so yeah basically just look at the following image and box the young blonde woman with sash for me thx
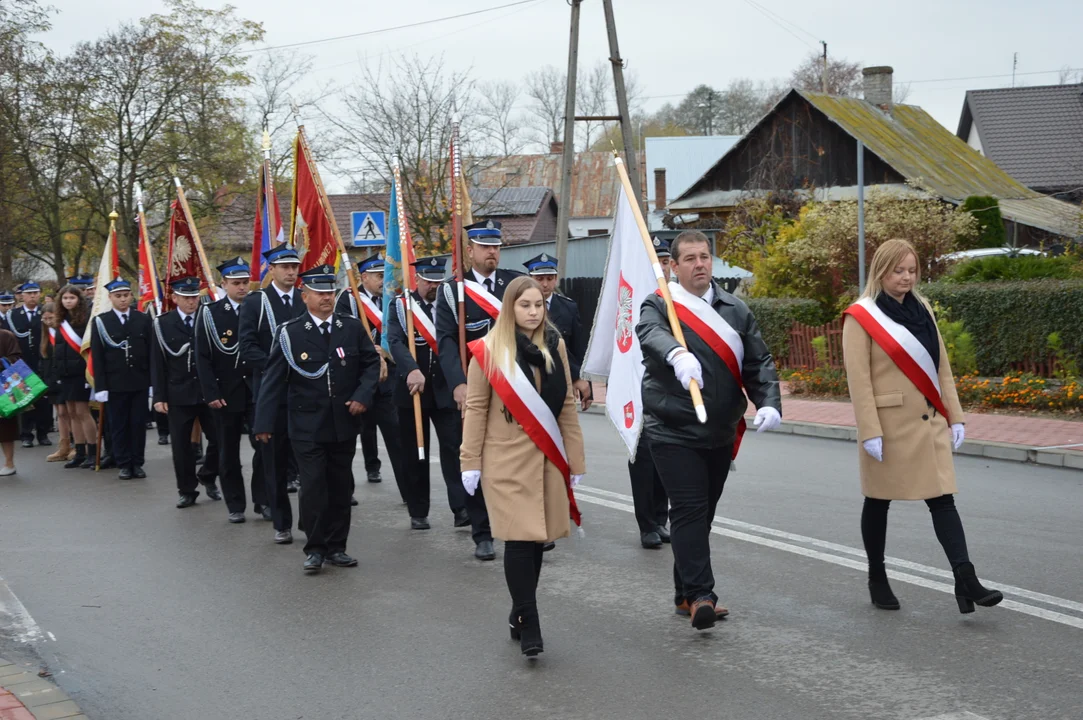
[460,276,586,658]
[843,239,1002,614]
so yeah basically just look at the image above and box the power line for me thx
[240,0,547,54]
[897,68,1083,85]
[738,0,818,49]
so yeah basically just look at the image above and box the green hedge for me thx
[946,254,1082,283]
[923,280,1083,375]
[746,298,827,360]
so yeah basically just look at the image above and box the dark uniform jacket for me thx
[546,293,586,382]
[0,311,11,332]
[253,312,381,443]
[238,286,306,400]
[337,287,395,397]
[386,291,453,411]
[434,268,522,390]
[151,309,204,407]
[90,309,153,393]
[9,307,42,371]
[194,297,250,411]
[636,281,782,448]
[53,320,88,379]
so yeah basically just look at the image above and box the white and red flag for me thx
[581,185,657,457]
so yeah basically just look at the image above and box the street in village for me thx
[1,413,1081,720]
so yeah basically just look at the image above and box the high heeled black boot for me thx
[953,562,1003,613]
[868,565,900,610]
[518,607,544,657]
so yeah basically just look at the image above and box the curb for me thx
[0,658,87,720]
[581,404,1082,469]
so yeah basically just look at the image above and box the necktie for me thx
[282,293,291,311]
[484,278,493,293]
[121,314,127,326]
[320,321,331,347]
[185,316,193,330]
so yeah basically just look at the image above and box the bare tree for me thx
[790,52,863,97]
[475,79,527,157]
[1059,65,1083,84]
[524,65,565,148]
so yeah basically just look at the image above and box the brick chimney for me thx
[549,141,564,155]
[863,66,894,113]
[654,167,667,212]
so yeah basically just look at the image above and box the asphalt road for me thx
[1,414,1081,720]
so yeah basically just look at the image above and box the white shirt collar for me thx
[309,312,332,329]
[228,298,240,311]
[472,268,495,285]
[177,308,193,324]
[112,308,130,322]
[24,306,38,315]
[700,284,714,305]
[273,285,293,302]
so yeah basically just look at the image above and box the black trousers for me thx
[154,409,169,439]
[215,407,266,513]
[360,384,407,500]
[294,438,356,556]
[21,399,52,441]
[504,541,544,614]
[195,416,219,485]
[629,441,669,534]
[106,390,148,470]
[261,409,293,532]
[169,404,218,497]
[861,495,971,573]
[398,405,466,519]
[650,440,733,605]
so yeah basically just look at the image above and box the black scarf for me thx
[514,328,566,420]
[876,291,940,371]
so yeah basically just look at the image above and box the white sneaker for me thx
[0,466,16,477]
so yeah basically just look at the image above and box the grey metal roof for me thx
[958,83,1083,192]
[645,135,740,205]
[471,186,552,217]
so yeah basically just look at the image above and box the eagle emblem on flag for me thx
[616,272,634,354]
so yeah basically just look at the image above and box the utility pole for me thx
[602,0,642,209]
[1012,52,1018,87]
[821,41,828,93]
[554,0,582,275]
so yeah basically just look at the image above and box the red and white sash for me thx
[58,320,83,354]
[843,297,947,418]
[468,337,581,526]
[401,297,438,355]
[48,328,56,346]
[356,292,383,333]
[463,279,502,320]
[662,282,748,458]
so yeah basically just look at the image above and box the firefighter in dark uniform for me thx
[238,244,307,545]
[254,264,382,575]
[195,258,268,523]
[151,277,222,508]
[0,289,13,331]
[89,278,153,480]
[387,256,470,531]
[9,281,52,447]
[335,254,406,502]
[434,219,522,561]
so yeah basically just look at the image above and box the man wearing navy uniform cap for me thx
[254,264,381,574]
[239,244,307,544]
[0,289,14,332]
[152,276,222,508]
[434,219,522,561]
[195,258,267,522]
[387,256,470,530]
[335,253,406,502]
[90,277,154,479]
[9,280,52,447]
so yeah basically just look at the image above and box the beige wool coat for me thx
[842,310,966,501]
[460,338,586,542]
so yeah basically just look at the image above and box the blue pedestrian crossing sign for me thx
[351,211,386,247]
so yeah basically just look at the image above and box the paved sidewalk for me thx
[0,659,87,720]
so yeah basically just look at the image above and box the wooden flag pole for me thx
[135,183,163,315]
[612,154,707,424]
[171,174,220,298]
[450,120,468,375]
[393,166,426,461]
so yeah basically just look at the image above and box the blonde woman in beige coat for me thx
[460,276,586,658]
[843,239,1002,615]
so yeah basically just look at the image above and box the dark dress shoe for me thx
[542,542,556,552]
[641,531,663,549]
[453,508,470,527]
[474,540,496,561]
[410,517,431,530]
[675,598,729,619]
[100,455,116,469]
[176,494,197,509]
[21,440,33,449]
[366,470,382,483]
[118,468,133,480]
[657,525,671,543]
[274,530,293,544]
[327,551,358,567]
[204,484,222,501]
[132,466,147,479]
[286,478,300,494]
[350,495,358,506]
[157,436,170,445]
[228,512,245,524]
[37,436,52,446]
[303,553,323,573]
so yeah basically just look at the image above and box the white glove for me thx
[461,470,481,496]
[863,437,883,462]
[753,406,781,433]
[669,350,704,391]
[951,423,965,450]
[571,474,583,487]
[92,391,109,403]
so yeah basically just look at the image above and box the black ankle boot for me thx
[64,445,87,469]
[518,607,543,657]
[868,566,900,610]
[508,610,522,641]
[953,562,1003,613]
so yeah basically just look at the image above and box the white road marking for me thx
[0,575,45,644]
[574,486,1083,631]
[913,713,992,720]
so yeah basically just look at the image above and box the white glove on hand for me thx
[951,423,965,450]
[461,470,481,496]
[669,351,704,391]
[753,406,781,433]
[92,391,109,403]
[863,437,883,462]
[571,474,583,488]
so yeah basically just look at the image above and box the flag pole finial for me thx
[109,209,119,221]
[262,129,272,152]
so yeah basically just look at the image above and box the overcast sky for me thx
[42,0,1083,138]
